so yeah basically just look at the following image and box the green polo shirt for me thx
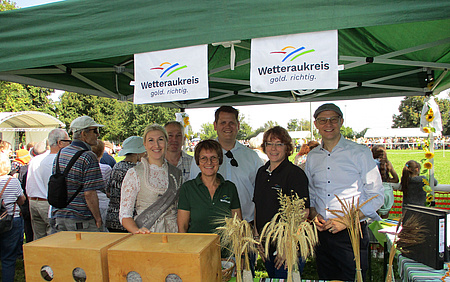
[178,173,241,234]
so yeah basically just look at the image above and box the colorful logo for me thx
[271,46,315,62]
[150,62,187,78]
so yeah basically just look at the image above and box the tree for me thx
[340,126,354,139]
[200,123,217,140]
[263,120,279,130]
[287,118,311,131]
[392,96,450,135]
[0,0,16,11]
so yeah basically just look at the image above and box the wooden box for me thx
[23,231,131,282]
[108,233,221,281]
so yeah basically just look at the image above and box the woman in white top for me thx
[119,124,182,234]
[0,153,26,282]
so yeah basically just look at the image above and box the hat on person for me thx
[70,116,104,133]
[118,136,146,156]
[313,103,343,118]
[15,149,31,165]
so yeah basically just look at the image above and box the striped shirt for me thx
[53,140,105,220]
[178,151,193,183]
[0,175,23,218]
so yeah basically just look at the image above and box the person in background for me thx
[164,121,193,182]
[0,140,12,159]
[27,129,71,239]
[29,141,47,158]
[305,103,383,281]
[253,126,309,278]
[53,116,104,232]
[371,145,399,218]
[106,136,146,233]
[0,153,26,282]
[119,124,182,234]
[9,149,31,177]
[178,139,241,258]
[91,140,111,231]
[294,140,320,170]
[100,141,116,169]
[400,160,437,207]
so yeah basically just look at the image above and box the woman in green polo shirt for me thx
[177,139,242,236]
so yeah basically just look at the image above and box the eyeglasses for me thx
[86,128,99,134]
[225,151,238,167]
[265,142,285,148]
[315,116,341,125]
[199,156,219,164]
[59,139,72,143]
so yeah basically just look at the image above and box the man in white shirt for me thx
[164,121,193,183]
[189,106,264,223]
[305,103,384,281]
[26,128,71,239]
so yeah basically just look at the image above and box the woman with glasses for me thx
[253,126,309,279]
[177,140,241,240]
[119,124,182,234]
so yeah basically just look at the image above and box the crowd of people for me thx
[0,102,438,281]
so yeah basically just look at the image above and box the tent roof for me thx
[0,0,449,108]
[364,128,438,138]
[0,111,65,131]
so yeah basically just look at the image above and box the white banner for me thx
[250,30,338,92]
[133,45,209,104]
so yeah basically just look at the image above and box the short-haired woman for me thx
[253,126,309,278]
[177,139,241,237]
[119,124,182,234]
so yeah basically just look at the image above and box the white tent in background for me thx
[288,131,312,139]
[364,128,441,138]
[0,111,65,150]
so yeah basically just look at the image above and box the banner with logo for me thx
[133,45,208,104]
[250,30,338,92]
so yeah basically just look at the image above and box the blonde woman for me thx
[119,124,182,234]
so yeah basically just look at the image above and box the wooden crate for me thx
[23,231,131,282]
[108,233,221,282]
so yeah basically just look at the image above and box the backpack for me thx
[48,149,88,209]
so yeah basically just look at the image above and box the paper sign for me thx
[250,30,338,92]
[133,45,208,104]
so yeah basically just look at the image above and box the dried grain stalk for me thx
[259,192,318,282]
[327,195,379,282]
[216,214,258,282]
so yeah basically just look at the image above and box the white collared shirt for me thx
[26,151,52,199]
[305,135,384,221]
[189,140,264,222]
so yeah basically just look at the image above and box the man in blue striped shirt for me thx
[52,116,104,232]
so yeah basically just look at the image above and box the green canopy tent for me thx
[0,0,449,108]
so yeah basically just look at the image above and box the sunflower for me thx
[183,116,190,126]
[426,194,434,203]
[426,114,434,122]
[424,161,433,170]
[424,151,434,159]
[422,127,431,133]
[422,178,430,186]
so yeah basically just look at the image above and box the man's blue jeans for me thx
[264,251,305,279]
[0,217,24,282]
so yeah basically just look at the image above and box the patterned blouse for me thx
[105,161,137,231]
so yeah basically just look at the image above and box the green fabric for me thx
[177,173,240,234]
[0,0,449,105]
[369,220,387,245]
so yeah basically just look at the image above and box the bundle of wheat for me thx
[259,192,318,282]
[216,214,257,282]
[327,194,379,282]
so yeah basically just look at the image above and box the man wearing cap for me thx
[26,128,71,239]
[52,116,104,232]
[164,121,193,182]
[305,103,383,281]
[105,136,146,232]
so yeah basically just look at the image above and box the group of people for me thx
[0,102,434,281]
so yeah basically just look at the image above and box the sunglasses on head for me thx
[225,150,238,167]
